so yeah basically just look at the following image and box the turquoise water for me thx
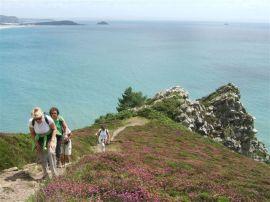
[0,21,269,149]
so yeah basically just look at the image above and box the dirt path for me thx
[0,163,68,202]
[93,117,149,153]
[0,164,42,202]
[0,117,149,202]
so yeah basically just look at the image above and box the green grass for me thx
[36,118,270,201]
[0,133,35,170]
[2,108,270,201]
[0,119,125,171]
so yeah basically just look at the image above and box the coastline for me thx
[0,25,34,30]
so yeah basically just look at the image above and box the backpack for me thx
[32,113,49,127]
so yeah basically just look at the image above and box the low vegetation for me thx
[2,87,270,201]
[36,116,270,201]
[0,133,35,170]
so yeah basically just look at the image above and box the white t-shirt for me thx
[28,115,54,134]
[99,129,109,139]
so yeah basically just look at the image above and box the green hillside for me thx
[0,128,98,171]
[0,119,125,171]
[35,114,270,201]
[1,86,270,201]
[0,133,35,170]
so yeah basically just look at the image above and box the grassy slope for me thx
[37,119,270,201]
[0,133,35,170]
[0,119,124,171]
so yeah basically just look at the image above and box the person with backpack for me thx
[29,107,58,179]
[49,107,68,168]
[96,125,110,152]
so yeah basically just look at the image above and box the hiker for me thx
[49,107,68,168]
[61,126,72,166]
[96,125,110,152]
[29,107,58,179]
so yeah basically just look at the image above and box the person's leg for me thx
[38,150,48,178]
[101,139,106,152]
[47,149,58,177]
[60,153,65,165]
[66,155,70,163]
[56,135,62,167]
[98,136,105,152]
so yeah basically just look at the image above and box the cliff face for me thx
[138,83,269,162]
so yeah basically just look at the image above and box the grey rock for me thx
[143,83,269,162]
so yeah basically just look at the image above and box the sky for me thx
[0,0,270,22]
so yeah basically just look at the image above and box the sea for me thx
[0,21,269,149]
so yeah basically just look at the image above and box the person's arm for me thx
[68,132,72,139]
[107,130,111,143]
[62,119,67,134]
[62,121,73,139]
[96,129,101,137]
[29,127,41,152]
[48,123,57,148]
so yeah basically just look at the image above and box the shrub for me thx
[151,96,183,120]
[117,87,147,112]
[95,110,135,124]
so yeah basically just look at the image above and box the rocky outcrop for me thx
[139,83,269,162]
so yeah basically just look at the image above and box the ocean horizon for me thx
[0,21,269,149]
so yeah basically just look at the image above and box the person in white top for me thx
[28,107,58,179]
[96,125,110,152]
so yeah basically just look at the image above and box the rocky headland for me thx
[133,83,269,162]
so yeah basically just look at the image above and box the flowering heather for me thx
[126,165,154,181]
[37,120,270,201]
[43,180,99,199]
[103,187,157,202]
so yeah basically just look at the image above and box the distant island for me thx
[0,15,19,23]
[33,20,80,25]
[0,15,80,26]
[97,21,109,25]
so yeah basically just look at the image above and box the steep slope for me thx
[37,118,270,201]
[0,125,98,172]
[0,118,146,202]
[0,133,35,171]
[135,83,269,162]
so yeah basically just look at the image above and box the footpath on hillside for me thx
[0,117,148,202]
[93,117,149,153]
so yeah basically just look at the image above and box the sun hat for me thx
[31,107,43,119]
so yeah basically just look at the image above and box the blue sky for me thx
[0,0,269,22]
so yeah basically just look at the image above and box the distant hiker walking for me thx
[49,107,69,168]
[29,107,58,179]
[96,125,110,152]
